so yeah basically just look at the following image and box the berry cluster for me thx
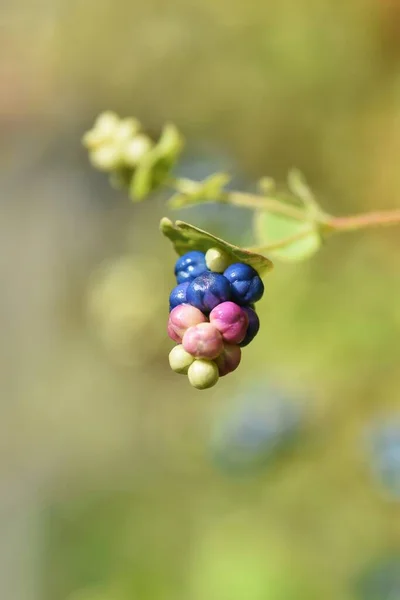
[167,247,264,389]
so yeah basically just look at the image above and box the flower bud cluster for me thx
[83,112,183,199]
[168,248,263,389]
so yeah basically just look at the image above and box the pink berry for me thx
[167,321,182,343]
[167,304,207,342]
[215,343,241,376]
[209,301,248,344]
[182,323,224,360]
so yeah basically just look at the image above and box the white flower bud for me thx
[188,359,219,390]
[113,118,141,144]
[122,135,153,166]
[83,112,120,149]
[205,247,232,273]
[96,111,119,132]
[169,345,194,374]
[89,145,121,171]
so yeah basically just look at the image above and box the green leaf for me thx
[160,218,273,277]
[129,123,184,202]
[254,211,321,262]
[154,123,184,162]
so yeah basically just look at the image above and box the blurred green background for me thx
[1,1,400,598]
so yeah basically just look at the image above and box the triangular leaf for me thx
[160,218,273,277]
[254,211,321,262]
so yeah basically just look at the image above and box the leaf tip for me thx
[160,217,173,232]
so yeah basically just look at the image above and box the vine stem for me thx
[222,190,306,221]
[169,177,400,236]
[324,209,400,232]
[226,191,400,233]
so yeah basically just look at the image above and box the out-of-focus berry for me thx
[209,301,248,344]
[223,263,264,305]
[215,343,241,376]
[188,359,219,390]
[186,272,231,313]
[169,345,195,374]
[239,306,260,347]
[167,304,207,342]
[366,417,400,501]
[87,255,164,366]
[205,247,232,273]
[210,384,304,472]
[174,251,208,284]
[354,554,400,600]
[169,282,190,311]
[182,322,224,359]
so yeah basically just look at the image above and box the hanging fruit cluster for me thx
[168,247,264,390]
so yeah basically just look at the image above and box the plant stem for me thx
[223,190,307,221]
[169,177,400,235]
[324,209,400,232]
[168,177,308,221]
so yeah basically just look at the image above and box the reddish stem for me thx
[325,209,400,232]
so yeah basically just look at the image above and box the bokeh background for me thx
[1,1,400,598]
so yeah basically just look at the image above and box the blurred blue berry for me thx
[174,251,208,284]
[366,417,400,500]
[223,263,264,305]
[239,306,260,347]
[354,554,400,600]
[210,383,305,473]
[169,282,190,311]
[186,272,231,313]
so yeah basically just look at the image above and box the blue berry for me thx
[355,555,400,600]
[239,306,260,347]
[223,263,264,305]
[367,418,400,500]
[174,251,208,284]
[210,384,304,473]
[169,282,189,311]
[186,272,232,313]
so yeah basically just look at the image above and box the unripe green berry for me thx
[90,145,121,171]
[122,135,153,166]
[205,247,232,273]
[188,359,219,390]
[169,344,194,374]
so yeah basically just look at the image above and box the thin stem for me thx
[168,176,400,236]
[168,177,308,221]
[325,209,400,232]
[223,190,307,221]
